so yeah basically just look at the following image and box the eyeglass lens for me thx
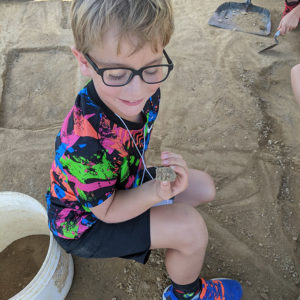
[103,66,169,86]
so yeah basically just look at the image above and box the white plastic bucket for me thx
[0,191,74,300]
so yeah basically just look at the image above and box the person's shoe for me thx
[162,278,243,300]
[163,284,200,300]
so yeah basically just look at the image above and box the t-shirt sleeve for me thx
[59,137,119,209]
[55,100,120,209]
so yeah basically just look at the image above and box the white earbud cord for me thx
[114,113,154,183]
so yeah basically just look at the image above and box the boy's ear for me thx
[71,46,92,77]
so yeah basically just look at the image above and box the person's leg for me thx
[150,198,243,300]
[291,64,300,108]
[174,169,216,207]
[150,203,208,284]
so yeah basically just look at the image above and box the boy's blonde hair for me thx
[71,0,174,54]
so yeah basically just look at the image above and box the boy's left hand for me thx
[158,151,189,199]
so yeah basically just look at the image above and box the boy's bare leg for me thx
[150,203,208,284]
[174,169,216,207]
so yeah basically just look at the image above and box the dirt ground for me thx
[0,0,299,299]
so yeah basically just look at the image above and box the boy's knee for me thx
[177,206,208,253]
[202,173,216,203]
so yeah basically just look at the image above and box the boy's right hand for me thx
[154,151,189,201]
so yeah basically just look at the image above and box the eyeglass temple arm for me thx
[163,49,173,69]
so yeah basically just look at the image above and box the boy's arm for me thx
[90,180,163,223]
[291,64,300,108]
[91,152,189,223]
[278,4,300,34]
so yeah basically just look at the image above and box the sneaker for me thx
[162,278,243,300]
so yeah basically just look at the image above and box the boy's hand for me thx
[155,151,188,201]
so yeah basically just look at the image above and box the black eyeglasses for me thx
[84,50,174,87]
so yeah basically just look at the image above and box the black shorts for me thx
[53,167,157,264]
[53,209,151,264]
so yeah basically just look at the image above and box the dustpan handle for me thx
[245,0,251,10]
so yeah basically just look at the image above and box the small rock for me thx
[156,167,176,182]
[246,280,252,286]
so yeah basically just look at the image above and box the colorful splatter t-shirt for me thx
[46,81,160,239]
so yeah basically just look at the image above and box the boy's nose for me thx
[125,73,146,93]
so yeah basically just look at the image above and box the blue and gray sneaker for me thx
[162,278,243,300]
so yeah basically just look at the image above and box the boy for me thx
[46,1,243,299]
[291,64,300,107]
[278,0,300,34]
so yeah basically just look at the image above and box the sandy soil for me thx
[0,235,49,299]
[0,0,299,299]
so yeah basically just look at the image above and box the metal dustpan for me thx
[208,0,271,36]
